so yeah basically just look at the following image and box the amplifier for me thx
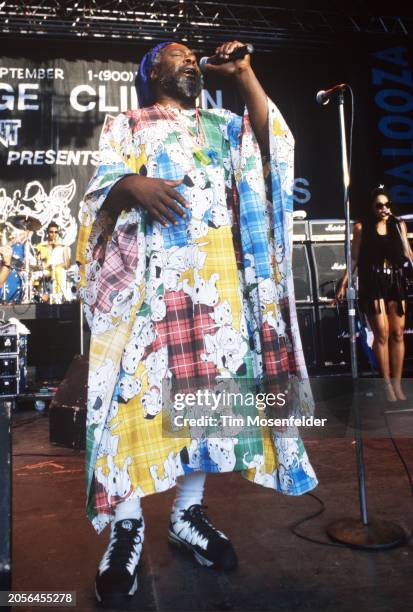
[0,335,18,354]
[0,333,26,355]
[318,305,350,367]
[404,326,413,370]
[0,377,21,396]
[293,220,309,242]
[296,306,317,370]
[49,354,88,449]
[399,216,413,240]
[0,356,19,377]
[0,374,25,398]
[309,219,354,242]
[0,324,28,396]
[406,297,413,330]
[49,404,86,450]
[292,244,313,303]
[311,242,349,302]
[25,318,81,380]
[317,305,373,372]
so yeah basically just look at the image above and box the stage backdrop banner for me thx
[1,36,413,259]
[1,57,138,252]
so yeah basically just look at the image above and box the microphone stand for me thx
[325,90,406,549]
[23,237,30,303]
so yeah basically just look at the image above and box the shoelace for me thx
[182,504,221,541]
[106,520,143,569]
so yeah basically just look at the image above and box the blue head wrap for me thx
[135,41,175,108]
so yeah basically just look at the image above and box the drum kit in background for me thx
[0,215,77,304]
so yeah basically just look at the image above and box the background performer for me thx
[337,186,413,402]
[36,222,71,301]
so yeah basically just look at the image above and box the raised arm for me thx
[202,41,269,156]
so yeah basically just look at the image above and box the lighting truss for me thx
[0,1,412,51]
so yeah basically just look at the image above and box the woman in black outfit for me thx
[337,186,413,402]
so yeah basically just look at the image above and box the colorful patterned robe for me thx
[77,101,318,533]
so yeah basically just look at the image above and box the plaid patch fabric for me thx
[77,102,318,534]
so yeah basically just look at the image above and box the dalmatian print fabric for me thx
[77,101,318,533]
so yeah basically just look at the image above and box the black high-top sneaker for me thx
[168,504,237,570]
[95,517,144,607]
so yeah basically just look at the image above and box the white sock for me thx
[114,497,143,523]
[172,471,206,512]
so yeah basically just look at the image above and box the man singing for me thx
[77,41,317,607]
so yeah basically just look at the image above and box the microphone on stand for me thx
[199,44,254,72]
[316,83,348,106]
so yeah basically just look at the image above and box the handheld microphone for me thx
[199,44,254,72]
[316,83,348,106]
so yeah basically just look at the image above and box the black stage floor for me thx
[11,411,413,612]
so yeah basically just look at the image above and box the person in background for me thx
[0,244,12,289]
[36,222,71,300]
[337,186,413,402]
[36,222,70,270]
[0,225,34,302]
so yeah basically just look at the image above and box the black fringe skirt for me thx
[358,265,407,317]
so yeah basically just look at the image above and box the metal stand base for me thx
[327,518,407,550]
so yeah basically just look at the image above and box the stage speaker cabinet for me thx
[292,244,313,303]
[24,304,81,381]
[317,305,372,372]
[0,325,27,397]
[0,355,25,398]
[296,306,317,371]
[49,354,88,450]
[311,242,351,302]
[309,218,354,242]
[400,215,413,242]
[293,220,309,243]
[404,310,413,371]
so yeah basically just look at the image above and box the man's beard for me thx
[159,69,203,103]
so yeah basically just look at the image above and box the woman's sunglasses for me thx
[376,202,391,210]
